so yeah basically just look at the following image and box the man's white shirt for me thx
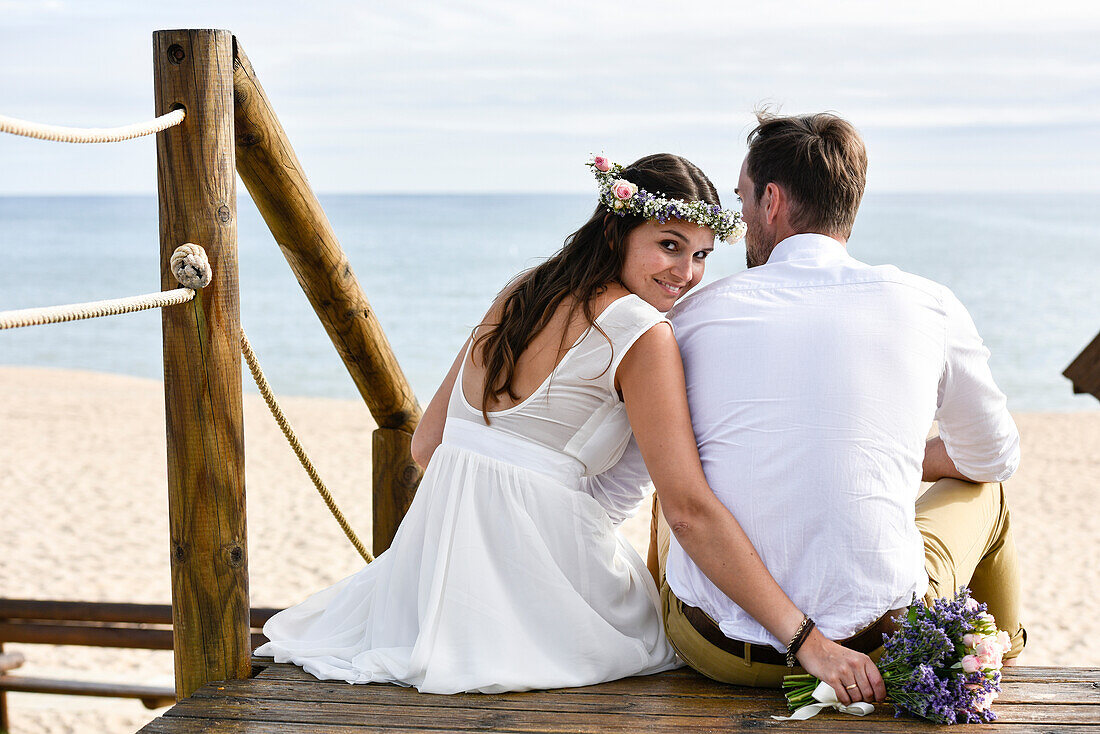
[583,233,1020,651]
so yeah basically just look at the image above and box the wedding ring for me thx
[845,683,858,690]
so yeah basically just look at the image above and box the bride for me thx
[257,153,881,696]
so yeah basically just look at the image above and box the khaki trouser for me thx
[649,478,1025,687]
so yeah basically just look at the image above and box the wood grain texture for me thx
[139,665,1100,733]
[372,428,422,554]
[154,28,249,700]
[230,40,421,434]
[1065,330,1100,400]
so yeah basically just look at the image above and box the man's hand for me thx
[795,628,886,706]
[922,436,974,483]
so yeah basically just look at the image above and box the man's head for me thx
[736,112,868,267]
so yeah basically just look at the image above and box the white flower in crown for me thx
[586,155,746,243]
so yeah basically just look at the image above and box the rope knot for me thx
[170,244,213,289]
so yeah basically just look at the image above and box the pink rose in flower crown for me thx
[612,179,638,202]
[965,597,980,612]
[593,156,611,172]
[997,630,1011,651]
[962,633,982,648]
[961,655,982,674]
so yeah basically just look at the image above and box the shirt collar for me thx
[765,233,849,265]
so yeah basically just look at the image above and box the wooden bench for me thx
[0,599,276,731]
[137,658,1100,732]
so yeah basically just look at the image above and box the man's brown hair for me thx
[745,111,868,238]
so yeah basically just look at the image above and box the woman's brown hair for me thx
[474,153,721,423]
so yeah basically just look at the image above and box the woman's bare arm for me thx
[617,323,885,704]
[411,336,471,468]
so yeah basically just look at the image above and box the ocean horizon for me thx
[1,192,1097,413]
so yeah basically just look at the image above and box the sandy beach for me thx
[1,365,1097,733]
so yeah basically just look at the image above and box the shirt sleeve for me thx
[580,436,654,526]
[935,289,1021,482]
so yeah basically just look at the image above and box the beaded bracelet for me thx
[785,615,816,667]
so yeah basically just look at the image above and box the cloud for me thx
[1,1,1099,193]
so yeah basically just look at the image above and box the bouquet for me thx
[779,588,1009,724]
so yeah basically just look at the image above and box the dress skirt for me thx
[255,441,678,694]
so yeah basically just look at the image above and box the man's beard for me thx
[745,229,777,268]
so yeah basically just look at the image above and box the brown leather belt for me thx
[680,602,900,667]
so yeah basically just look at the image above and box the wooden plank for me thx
[158,693,1100,729]
[0,621,173,649]
[0,599,277,627]
[140,718,540,733]
[140,713,1100,734]
[253,660,1100,699]
[0,621,266,651]
[1065,330,1100,400]
[153,27,250,700]
[197,675,1100,707]
[0,675,175,709]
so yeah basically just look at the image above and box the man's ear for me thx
[763,182,784,225]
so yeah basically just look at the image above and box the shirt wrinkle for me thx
[586,233,1019,649]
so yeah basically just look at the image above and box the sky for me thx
[1,0,1099,194]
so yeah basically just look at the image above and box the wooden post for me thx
[0,643,8,733]
[154,28,249,699]
[1064,330,1100,401]
[372,429,423,554]
[231,40,423,553]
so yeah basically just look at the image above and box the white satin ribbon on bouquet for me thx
[772,680,876,721]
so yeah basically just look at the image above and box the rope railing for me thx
[0,288,195,330]
[241,331,375,564]
[0,244,210,330]
[0,108,185,143]
[1,241,374,562]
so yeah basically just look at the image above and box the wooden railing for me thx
[153,28,422,700]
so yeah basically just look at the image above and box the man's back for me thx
[666,233,1020,649]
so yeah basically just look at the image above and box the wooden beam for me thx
[0,676,176,710]
[154,28,250,700]
[372,428,422,554]
[231,39,424,552]
[1064,329,1100,401]
[0,621,269,652]
[0,599,277,627]
[230,40,421,434]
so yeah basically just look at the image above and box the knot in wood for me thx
[167,44,186,65]
[171,541,188,565]
[217,205,232,223]
[170,243,213,289]
[401,464,421,486]
[223,543,246,568]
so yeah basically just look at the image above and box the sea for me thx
[1,193,1097,413]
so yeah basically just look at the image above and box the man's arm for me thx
[922,435,972,482]
[934,290,1021,482]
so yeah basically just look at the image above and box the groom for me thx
[591,112,1024,688]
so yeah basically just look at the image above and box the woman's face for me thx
[618,219,714,312]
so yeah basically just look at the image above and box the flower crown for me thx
[587,156,746,243]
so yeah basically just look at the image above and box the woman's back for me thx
[449,291,669,477]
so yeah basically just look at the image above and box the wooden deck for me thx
[138,660,1099,733]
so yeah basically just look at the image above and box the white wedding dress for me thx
[256,294,678,693]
